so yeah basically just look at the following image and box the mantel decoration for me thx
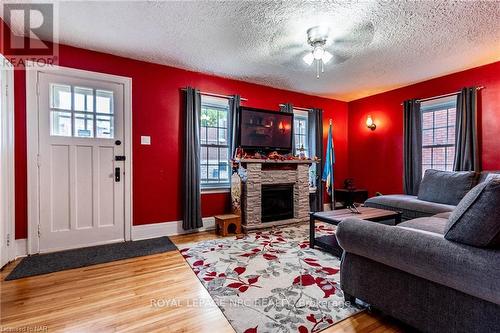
[233,148,320,163]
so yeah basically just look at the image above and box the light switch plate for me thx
[141,136,151,145]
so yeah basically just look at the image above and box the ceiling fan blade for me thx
[332,54,350,65]
[322,50,333,64]
[303,52,314,65]
[332,21,375,49]
[269,43,307,57]
[328,51,351,65]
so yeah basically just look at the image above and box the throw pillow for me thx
[417,169,478,205]
[444,178,500,247]
[485,173,500,182]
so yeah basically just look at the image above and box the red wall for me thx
[10,44,348,239]
[347,61,500,197]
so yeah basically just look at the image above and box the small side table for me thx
[334,189,368,208]
[215,214,241,236]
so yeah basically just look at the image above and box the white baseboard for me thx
[131,217,216,241]
[15,238,28,258]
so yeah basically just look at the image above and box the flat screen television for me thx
[239,107,293,152]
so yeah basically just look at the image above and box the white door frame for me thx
[26,64,133,254]
[0,55,15,265]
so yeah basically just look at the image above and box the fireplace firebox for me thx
[261,184,294,222]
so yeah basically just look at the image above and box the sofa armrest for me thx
[336,218,500,305]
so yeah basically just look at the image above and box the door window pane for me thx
[49,84,116,139]
[96,90,114,114]
[74,113,94,137]
[50,111,72,136]
[51,84,72,110]
[96,115,114,138]
[74,87,94,112]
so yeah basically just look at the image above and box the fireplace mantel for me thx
[236,158,319,164]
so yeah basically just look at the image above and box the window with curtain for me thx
[200,95,230,189]
[293,109,309,157]
[421,96,457,175]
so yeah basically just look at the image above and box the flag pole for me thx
[329,119,334,210]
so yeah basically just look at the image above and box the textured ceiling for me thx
[4,1,500,101]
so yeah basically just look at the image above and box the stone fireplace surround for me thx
[238,159,316,231]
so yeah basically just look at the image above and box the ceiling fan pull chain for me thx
[316,60,320,79]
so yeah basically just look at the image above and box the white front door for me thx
[0,58,14,266]
[37,72,126,253]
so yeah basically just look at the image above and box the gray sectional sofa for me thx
[364,170,497,220]
[336,170,500,332]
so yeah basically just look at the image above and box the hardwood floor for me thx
[1,232,404,332]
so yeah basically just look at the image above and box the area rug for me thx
[6,236,177,280]
[180,223,363,333]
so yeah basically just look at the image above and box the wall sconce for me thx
[366,115,376,131]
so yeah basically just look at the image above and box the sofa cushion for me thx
[364,194,455,220]
[445,178,500,248]
[433,212,452,219]
[417,169,478,205]
[399,217,448,235]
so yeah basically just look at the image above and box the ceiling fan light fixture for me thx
[312,46,324,60]
[304,26,333,78]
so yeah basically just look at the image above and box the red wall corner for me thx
[347,61,500,197]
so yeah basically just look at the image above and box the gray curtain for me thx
[280,103,294,153]
[403,99,422,195]
[229,95,241,158]
[182,87,203,230]
[310,108,323,211]
[454,87,480,171]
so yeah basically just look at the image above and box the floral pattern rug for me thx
[180,223,363,333]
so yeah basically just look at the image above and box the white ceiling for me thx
[4,1,500,101]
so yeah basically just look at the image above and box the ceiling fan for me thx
[301,22,375,78]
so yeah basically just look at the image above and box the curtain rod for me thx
[181,88,248,101]
[400,86,484,106]
[278,104,313,112]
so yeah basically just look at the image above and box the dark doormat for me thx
[5,237,177,281]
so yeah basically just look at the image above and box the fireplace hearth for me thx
[261,184,294,222]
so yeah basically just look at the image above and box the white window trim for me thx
[25,63,133,254]
[201,188,231,194]
[421,96,457,173]
[0,55,16,265]
[200,95,231,190]
[293,109,310,157]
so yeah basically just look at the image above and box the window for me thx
[50,84,114,138]
[293,110,309,157]
[200,96,230,189]
[421,96,457,175]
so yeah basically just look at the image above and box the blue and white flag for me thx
[322,122,335,201]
